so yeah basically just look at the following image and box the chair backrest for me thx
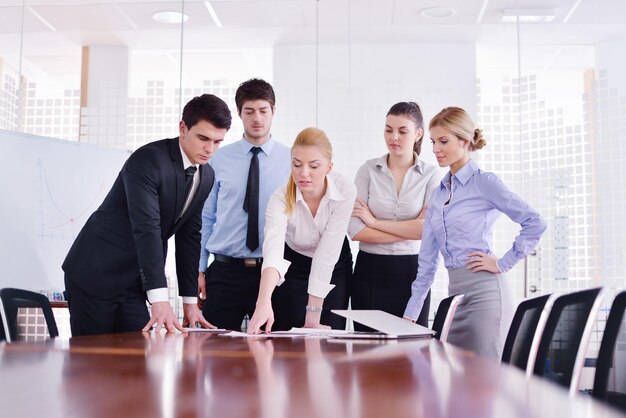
[533,287,605,397]
[0,297,8,342]
[502,294,557,375]
[0,288,59,343]
[432,294,464,342]
[592,290,626,411]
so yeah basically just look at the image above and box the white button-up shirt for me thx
[262,171,357,298]
[348,153,442,255]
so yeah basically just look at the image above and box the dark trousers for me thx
[202,261,262,330]
[271,238,353,331]
[65,278,150,336]
[351,251,430,329]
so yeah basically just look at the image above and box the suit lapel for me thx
[169,164,212,236]
[169,138,187,222]
[174,163,209,224]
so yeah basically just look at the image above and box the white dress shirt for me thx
[146,143,199,305]
[262,171,357,299]
[348,153,441,255]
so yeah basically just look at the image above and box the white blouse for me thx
[261,171,357,298]
[348,153,441,255]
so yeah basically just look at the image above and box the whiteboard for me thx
[0,129,130,292]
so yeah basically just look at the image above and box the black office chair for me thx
[431,294,464,342]
[532,287,605,396]
[0,288,59,343]
[0,298,7,342]
[502,294,556,375]
[592,290,626,412]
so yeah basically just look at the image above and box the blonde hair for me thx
[429,107,486,151]
[285,127,333,214]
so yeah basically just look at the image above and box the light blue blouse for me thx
[403,159,547,319]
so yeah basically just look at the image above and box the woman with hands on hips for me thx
[248,127,356,334]
[348,102,441,328]
[403,107,547,359]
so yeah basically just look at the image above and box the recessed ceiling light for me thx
[500,9,556,23]
[152,11,188,24]
[419,7,457,19]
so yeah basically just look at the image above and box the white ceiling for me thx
[0,0,624,76]
[1,0,625,46]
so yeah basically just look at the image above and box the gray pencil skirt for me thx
[446,266,514,360]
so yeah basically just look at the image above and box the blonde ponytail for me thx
[285,176,297,215]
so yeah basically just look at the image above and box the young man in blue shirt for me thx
[198,78,291,330]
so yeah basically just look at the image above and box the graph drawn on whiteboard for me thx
[1,129,130,290]
[36,158,112,241]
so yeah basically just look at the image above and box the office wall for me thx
[0,1,625,332]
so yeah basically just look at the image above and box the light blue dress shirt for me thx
[403,159,547,319]
[199,137,291,271]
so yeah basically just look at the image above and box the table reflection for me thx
[1,332,622,418]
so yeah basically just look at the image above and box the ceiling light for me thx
[419,7,457,19]
[27,6,56,31]
[204,1,223,28]
[152,11,188,24]
[500,9,556,23]
[563,0,583,23]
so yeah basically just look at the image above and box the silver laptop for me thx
[331,310,435,339]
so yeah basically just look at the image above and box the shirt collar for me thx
[178,142,197,170]
[440,158,478,190]
[455,158,479,185]
[239,136,275,156]
[375,153,424,174]
[295,173,346,204]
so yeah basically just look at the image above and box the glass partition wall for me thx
[2,0,625,329]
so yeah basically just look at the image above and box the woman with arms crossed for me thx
[404,107,546,359]
[349,102,441,327]
[248,127,356,333]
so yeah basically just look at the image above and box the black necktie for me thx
[184,166,197,199]
[177,166,197,221]
[243,147,261,251]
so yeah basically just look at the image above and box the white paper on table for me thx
[222,328,351,338]
[274,328,351,336]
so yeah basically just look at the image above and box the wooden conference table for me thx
[0,332,622,418]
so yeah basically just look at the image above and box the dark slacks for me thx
[271,238,353,331]
[351,250,430,328]
[202,261,262,330]
[65,278,150,336]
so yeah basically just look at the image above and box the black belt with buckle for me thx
[214,254,263,268]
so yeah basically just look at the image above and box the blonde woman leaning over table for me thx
[403,107,546,360]
[348,102,441,329]
[248,127,356,334]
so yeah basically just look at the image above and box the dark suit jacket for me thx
[62,138,214,299]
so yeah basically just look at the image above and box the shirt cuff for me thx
[182,297,197,305]
[262,257,291,287]
[147,288,169,304]
[403,295,424,320]
[307,279,336,299]
[496,256,513,273]
[199,253,209,272]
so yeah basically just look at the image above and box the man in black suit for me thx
[62,94,231,336]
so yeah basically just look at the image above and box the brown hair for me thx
[285,127,333,214]
[235,78,276,114]
[387,101,424,154]
[429,107,486,151]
